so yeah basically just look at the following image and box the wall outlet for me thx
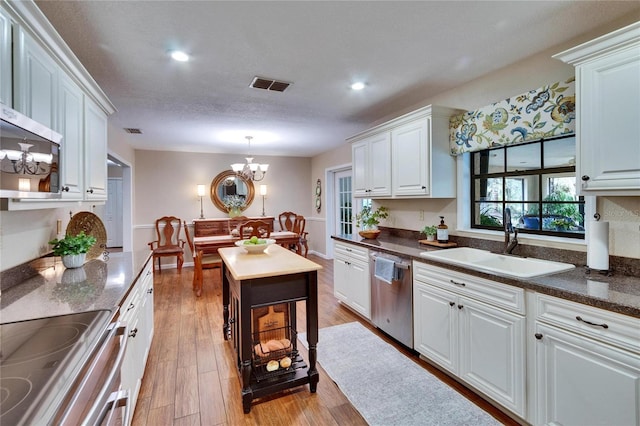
[419,210,424,221]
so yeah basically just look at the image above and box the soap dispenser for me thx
[437,216,449,244]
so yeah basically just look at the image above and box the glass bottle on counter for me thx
[437,216,449,244]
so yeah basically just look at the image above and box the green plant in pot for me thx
[49,231,97,269]
[354,205,389,239]
[422,225,438,241]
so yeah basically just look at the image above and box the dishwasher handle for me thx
[370,253,411,270]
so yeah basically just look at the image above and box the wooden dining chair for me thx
[184,222,222,296]
[294,215,309,257]
[239,220,272,239]
[278,211,298,232]
[148,216,185,273]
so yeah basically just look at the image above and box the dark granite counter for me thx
[0,251,152,324]
[332,234,640,319]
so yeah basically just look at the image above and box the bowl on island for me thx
[235,237,276,254]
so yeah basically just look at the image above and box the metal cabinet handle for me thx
[421,186,426,189]
[129,327,138,338]
[535,333,543,340]
[86,188,94,193]
[581,175,590,181]
[147,288,153,294]
[576,316,608,329]
[449,301,455,307]
[62,186,69,192]
[450,279,466,287]
[457,304,463,310]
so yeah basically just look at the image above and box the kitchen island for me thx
[218,243,322,413]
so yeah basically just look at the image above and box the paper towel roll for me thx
[587,220,609,271]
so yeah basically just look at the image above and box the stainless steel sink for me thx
[419,247,575,279]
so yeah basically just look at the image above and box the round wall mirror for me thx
[210,170,255,213]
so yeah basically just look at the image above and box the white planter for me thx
[62,253,86,269]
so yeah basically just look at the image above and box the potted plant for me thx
[49,231,97,268]
[354,205,389,239]
[422,225,438,241]
[222,195,246,218]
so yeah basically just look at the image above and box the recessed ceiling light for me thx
[351,82,366,91]
[170,51,189,62]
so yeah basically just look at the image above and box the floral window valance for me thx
[449,78,575,155]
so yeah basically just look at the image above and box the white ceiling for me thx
[35,1,640,158]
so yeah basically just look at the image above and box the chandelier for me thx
[0,142,52,175]
[230,136,269,182]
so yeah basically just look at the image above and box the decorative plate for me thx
[66,212,107,260]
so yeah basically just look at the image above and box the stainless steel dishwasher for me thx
[370,251,413,348]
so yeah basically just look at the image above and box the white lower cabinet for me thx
[333,242,370,319]
[533,293,640,426]
[120,259,154,425]
[413,261,526,417]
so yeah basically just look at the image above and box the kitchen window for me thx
[471,135,585,239]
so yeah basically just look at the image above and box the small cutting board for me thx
[419,240,458,248]
[258,305,286,339]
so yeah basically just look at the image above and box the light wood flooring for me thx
[132,254,519,425]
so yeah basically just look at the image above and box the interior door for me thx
[106,178,123,248]
[333,169,353,236]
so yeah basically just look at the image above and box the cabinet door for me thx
[413,281,458,374]
[333,256,351,303]
[367,133,391,197]
[578,46,640,194]
[352,140,369,197]
[84,96,108,200]
[0,6,11,106]
[535,322,640,426]
[458,297,526,417]
[392,118,429,196]
[348,259,370,319]
[58,73,84,199]
[13,27,58,129]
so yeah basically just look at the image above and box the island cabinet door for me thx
[534,322,640,426]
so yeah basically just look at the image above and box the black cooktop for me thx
[0,310,113,426]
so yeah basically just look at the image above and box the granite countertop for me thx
[332,234,640,319]
[0,251,152,324]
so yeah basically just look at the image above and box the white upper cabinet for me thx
[84,96,108,200]
[349,105,459,199]
[57,73,84,199]
[13,26,58,129]
[0,6,11,106]
[352,133,392,197]
[554,22,640,195]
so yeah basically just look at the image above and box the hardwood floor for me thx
[132,254,519,426]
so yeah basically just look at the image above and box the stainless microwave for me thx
[0,105,62,199]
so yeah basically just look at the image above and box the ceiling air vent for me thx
[250,76,291,92]
[124,128,143,134]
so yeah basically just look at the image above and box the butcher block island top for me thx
[218,243,322,280]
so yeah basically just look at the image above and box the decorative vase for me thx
[61,253,86,269]
[228,207,242,218]
[358,224,381,240]
[426,235,436,241]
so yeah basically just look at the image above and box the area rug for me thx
[299,322,500,426]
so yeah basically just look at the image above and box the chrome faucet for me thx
[504,208,518,254]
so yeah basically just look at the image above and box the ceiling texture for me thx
[35,1,640,158]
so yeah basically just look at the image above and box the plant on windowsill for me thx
[355,205,389,239]
[49,231,97,269]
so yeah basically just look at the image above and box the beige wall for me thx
[132,150,312,252]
